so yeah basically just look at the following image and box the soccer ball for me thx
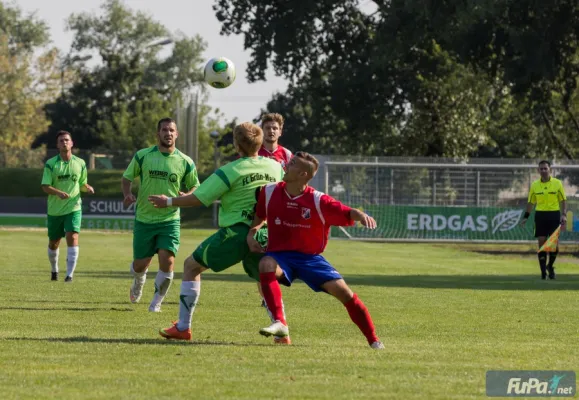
[204,57,236,89]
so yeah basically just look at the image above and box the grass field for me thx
[0,229,578,399]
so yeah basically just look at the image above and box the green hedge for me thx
[0,168,209,198]
[0,168,128,198]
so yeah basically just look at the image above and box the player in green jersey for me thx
[41,130,94,282]
[148,122,284,340]
[122,118,200,312]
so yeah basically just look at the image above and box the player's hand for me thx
[360,213,377,229]
[520,218,527,227]
[247,234,265,253]
[561,215,567,227]
[179,191,186,197]
[85,184,95,194]
[58,192,70,200]
[148,195,168,208]
[123,194,137,207]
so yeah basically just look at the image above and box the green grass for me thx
[0,229,578,399]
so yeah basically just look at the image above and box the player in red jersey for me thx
[247,152,384,349]
[258,113,292,170]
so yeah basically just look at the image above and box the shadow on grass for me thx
[80,270,252,282]
[26,300,138,306]
[470,250,579,261]
[342,274,579,291]
[3,336,276,347]
[79,271,579,291]
[0,306,134,312]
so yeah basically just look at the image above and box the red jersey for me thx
[258,145,293,170]
[256,182,354,254]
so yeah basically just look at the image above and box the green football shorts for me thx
[192,223,268,281]
[133,219,180,260]
[47,210,82,241]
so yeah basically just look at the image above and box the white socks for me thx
[177,281,201,331]
[48,247,59,273]
[48,246,78,277]
[66,246,79,278]
[150,271,174,309]
[130,262,147,283]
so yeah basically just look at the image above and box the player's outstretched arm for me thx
[41,185,69,200]
[247,214,266,253]
[350,209,377,229]
[148,193,203,208]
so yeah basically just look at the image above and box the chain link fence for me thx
[321,157,579,208]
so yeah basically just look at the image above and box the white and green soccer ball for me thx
[204,57,236,89]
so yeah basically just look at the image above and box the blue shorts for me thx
[265,251,342,292]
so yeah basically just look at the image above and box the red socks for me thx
[344,293,379,344]
[260,275,377,343]
[260,272,286,325]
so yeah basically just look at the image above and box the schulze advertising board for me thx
[0,197,135,231]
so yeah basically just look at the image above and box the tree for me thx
[196,101,236,175]
[215,0,579,159]
[0,2,59,167]
[390,0,579,159]
[38,0,207,151]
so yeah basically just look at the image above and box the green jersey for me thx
[123,146,200,224]
[194,156,284,227]
[41,154,87,216]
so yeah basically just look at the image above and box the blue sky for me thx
[15,0,289,122]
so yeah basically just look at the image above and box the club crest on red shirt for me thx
[301,207,311,220]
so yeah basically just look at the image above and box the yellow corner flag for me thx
[538,225,561,253]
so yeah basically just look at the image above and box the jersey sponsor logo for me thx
[148,170,169,180]
[301,207,311,220]
[241,173,277,186]
[286,201,298,209]
[57,174,73,181]
[282,221,311,229]
[271,216,311,229]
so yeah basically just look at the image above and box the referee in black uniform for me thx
[521,161,567,280]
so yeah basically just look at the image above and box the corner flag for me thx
[538,225,561,253]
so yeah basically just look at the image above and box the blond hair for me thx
[233,122,263,156]
[261,113,284,128]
